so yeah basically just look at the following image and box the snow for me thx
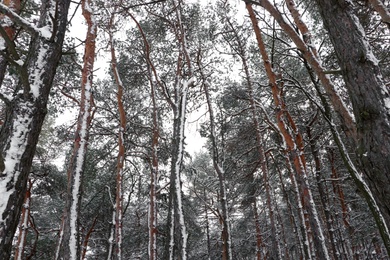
[380,83,390,113]
[168,206,175,260]
[176,79,188,260]
[38,26,53,39]
[353,13,379,66]
[0,38,5,51]
[69,83,92,259]
[84,0,97,35]
[15,190,30,260]
[29,44,49,98]
[0,3,50,39]
[0,102,32,235]
[107,211,116,260]
[14,59,23,66]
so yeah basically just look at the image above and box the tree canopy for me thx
[0,0,389,259]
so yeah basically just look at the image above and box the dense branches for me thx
[0,0,389,259]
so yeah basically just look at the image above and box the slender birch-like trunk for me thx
[242,42,282,260]
[129,2,193,258]
[55,0,96,259]
[167,77,191,260]
[148,73,159,260]
[0,1,71,258]
[106,209,116,260]
[108,10,126,259]
[252,201,264,260]
[202,74,233,260]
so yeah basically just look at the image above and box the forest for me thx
[0,0,390,259]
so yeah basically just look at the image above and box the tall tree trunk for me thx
[0,1,71,258]
[252,201,264,260]
[148,78,159,260]
[327,149,351,230]
[127,10,160,260]
[80,216,98,260]
[166,77,191,260]
[204,200,212,260]
[202,75,233,260]
[306,114,340,259]
[246,3,330,259]
[244,44,282,260]
[271,153,305,259]
[164,1,195,258]
[220,9,282,257]
[109,11,126,260]
[55,0,96,259]
[106,208,116,260]
[315,1,390,247]
[243,0,357,142]
[14,179,32,260]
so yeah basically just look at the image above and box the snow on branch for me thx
[0,3,50,39]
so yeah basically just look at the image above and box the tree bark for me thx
[0,1,71,258]
[108,10,126,260]
[220,9,282,257]
[14,179,32,260]
[148,70,159,260]
[243,0,357,142]
[306,115,340,259]
[246,3,330,259]
[315,0,390,254]
[55,0,96,259]
[202,75,233,260]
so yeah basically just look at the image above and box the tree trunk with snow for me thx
[163,1,194,259]
[55,0,96,259]
[306,115,340,259]
[14,179,32,260]
[165,77,190,260]
[246,3,330,259]
[243,0,357,142]
[148,72,159,260]
[272,153,303,258]
[202,76,233,260]
[315,0,390,241]
[242,40,282,260]
[368,0,390,26]
[219,7,281,257]
[0,0,71,258]
[108,11,126,260]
